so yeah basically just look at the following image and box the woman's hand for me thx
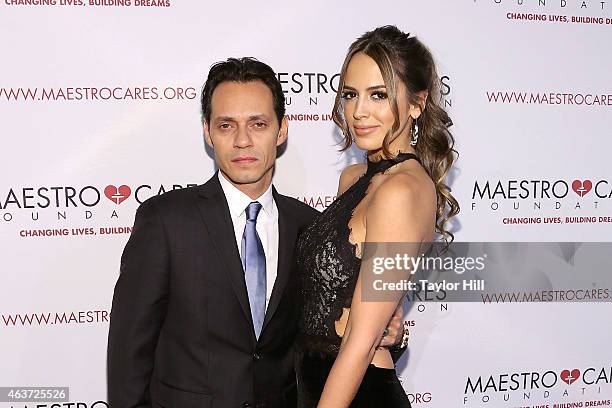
[378,302,404,348]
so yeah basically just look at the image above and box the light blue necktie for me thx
[241,201,266,339]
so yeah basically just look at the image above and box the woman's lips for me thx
[353,125,380,136]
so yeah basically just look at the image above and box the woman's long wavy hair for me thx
[332,25,459,242]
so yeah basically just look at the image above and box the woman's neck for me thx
[367,136,415,162]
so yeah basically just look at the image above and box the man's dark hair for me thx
[200,57,285,125]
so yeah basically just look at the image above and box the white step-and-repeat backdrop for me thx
[2,1,611,407]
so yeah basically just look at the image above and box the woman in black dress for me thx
[296,26,459,407]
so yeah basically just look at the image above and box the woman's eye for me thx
[341,91,356,100]
[372,91,388,100]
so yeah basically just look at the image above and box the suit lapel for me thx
[261,188,298,332]
[195,174,254,333]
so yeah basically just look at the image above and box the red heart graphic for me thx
[104,185,131,205]
[571,179,592,197]
[560,368,580,385]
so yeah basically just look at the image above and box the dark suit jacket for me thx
[107,174,319,408]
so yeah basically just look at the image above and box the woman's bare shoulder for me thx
[337,163,367,195]
[366,167,437,232]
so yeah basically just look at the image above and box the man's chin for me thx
[222,171,264,186]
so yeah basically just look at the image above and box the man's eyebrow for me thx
[212,114,270,122]
[342,84,387,91]
[213,116,237,123]
[248,114,270,121]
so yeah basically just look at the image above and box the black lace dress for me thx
[295,153,418,408]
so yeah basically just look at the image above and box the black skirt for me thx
[296,351,412,408]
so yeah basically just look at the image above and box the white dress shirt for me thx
[218,171,279,310]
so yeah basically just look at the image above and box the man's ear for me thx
[203,121,214,148]
[409,90,429,120]
[276,116,289,147]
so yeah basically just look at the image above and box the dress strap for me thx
[365,152,420,176]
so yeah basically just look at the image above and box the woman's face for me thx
[341,52,416,153]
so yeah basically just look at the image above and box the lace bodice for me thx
[296,152,419,356]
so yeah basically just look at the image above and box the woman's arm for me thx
[317,174,435,408]
[338,165,410,350]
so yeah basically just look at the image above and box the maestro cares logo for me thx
[0,182,196,222]
[475,0,612,15]
[463,365,612,405]
[276,71,452,108]
[470,177,612,224]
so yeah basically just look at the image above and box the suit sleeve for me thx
[107,198,170,408]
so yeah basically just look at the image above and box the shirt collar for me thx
[217,171,275,219]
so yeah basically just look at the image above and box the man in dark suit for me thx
[107,57,406,408]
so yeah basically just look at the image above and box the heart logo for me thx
[571,179,592,197]
[560,368,580,385]
[104,185,131,205]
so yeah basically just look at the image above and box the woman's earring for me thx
[410,118,419,146]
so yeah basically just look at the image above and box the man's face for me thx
[204,80,287,187]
